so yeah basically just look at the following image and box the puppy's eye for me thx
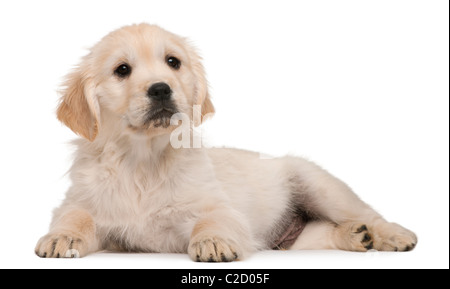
[114,63,132,78]
[166,56,181,70]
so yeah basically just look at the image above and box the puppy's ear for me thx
[201,94,215,120]
[190,49,215,125]
[57,67,100,141]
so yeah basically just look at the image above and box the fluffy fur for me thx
[35,24,417,261]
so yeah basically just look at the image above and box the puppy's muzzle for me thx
[148,82,172,102]
[144,82,178,128]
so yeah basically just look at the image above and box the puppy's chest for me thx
[97,206,195,253]
[85,158,196,251]
[90,159,176,218]
[98,200,194,252]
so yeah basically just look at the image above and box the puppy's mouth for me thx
[144,103,179,128]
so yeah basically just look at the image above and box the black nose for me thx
[148,82,172,101]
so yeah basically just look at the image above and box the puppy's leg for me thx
[288,158,417,252]
[188,207,256,262]
[291,221,374,251]
[35,208,98,258]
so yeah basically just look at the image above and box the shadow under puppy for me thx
[35,24,417,261]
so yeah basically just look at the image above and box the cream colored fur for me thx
[35,24,417,261]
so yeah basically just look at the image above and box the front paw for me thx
[372,222,417,252]
[188,236,240,262]
[35,233,87,258]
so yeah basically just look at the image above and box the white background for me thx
[0,0,448,269]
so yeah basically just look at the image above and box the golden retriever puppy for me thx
[35,23,417,261]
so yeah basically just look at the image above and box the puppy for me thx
[35,23,417,261]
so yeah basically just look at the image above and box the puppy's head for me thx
[57,24,214,141]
